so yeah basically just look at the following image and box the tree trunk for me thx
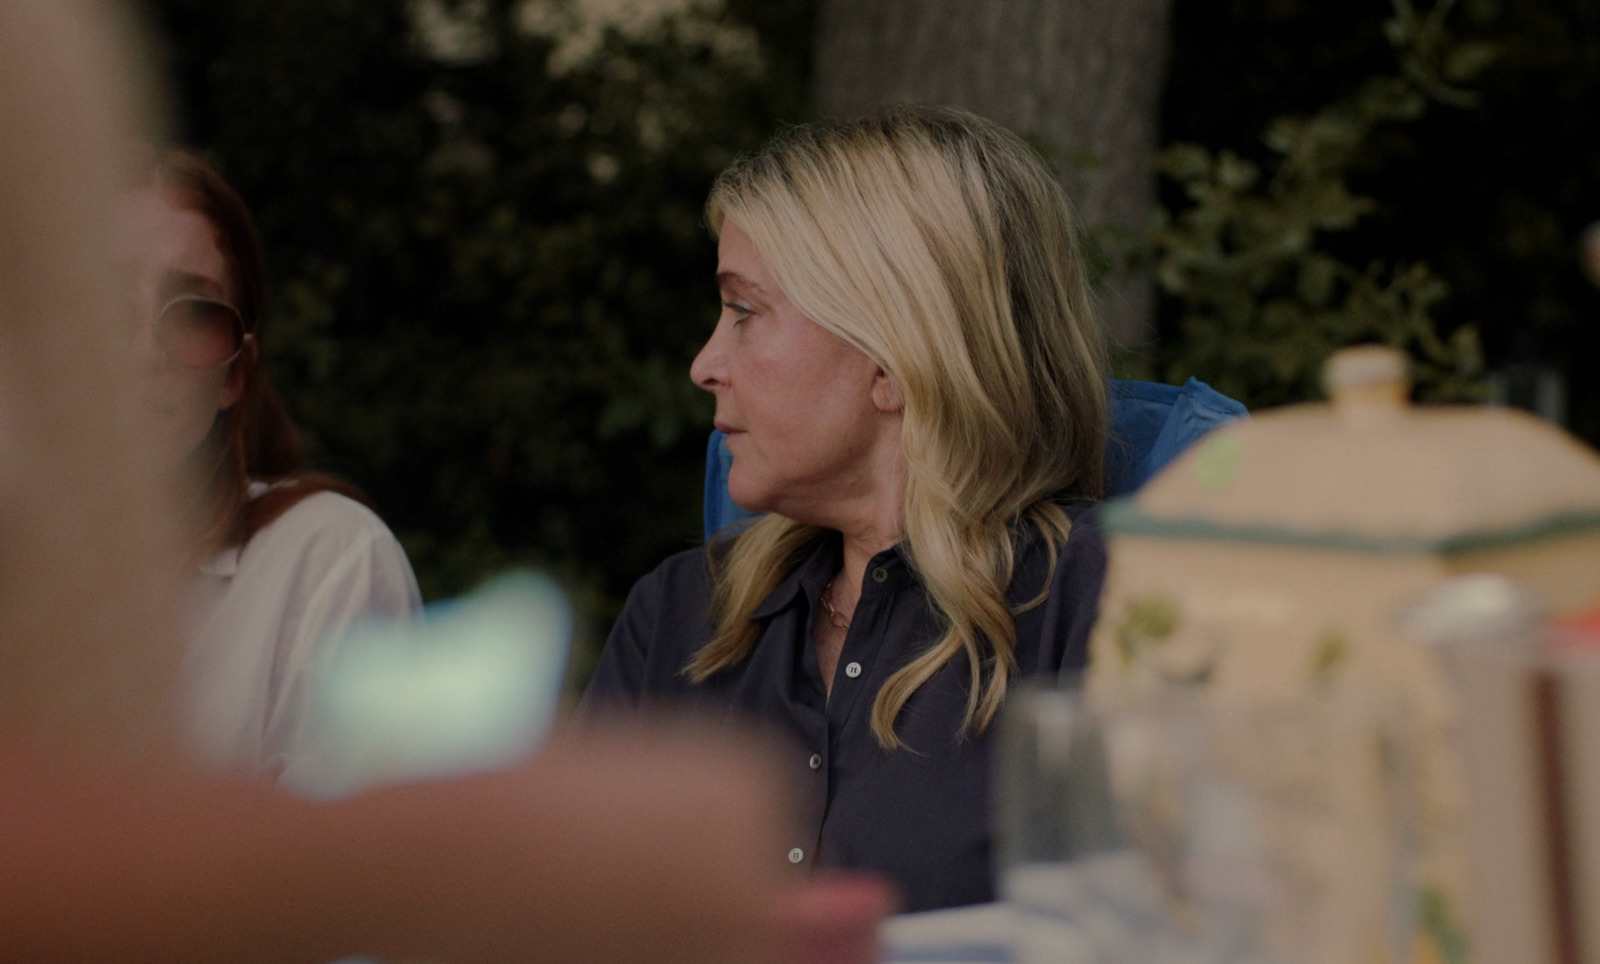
[812,0,1171,351]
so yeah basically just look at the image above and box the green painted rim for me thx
[1101,498,1600,556]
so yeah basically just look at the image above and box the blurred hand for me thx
[775,872,899,964]
[0,720,799,964]
[316,721,799,964]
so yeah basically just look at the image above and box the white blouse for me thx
[182,487,422,778]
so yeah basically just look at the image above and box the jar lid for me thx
[1103,346,1600,554]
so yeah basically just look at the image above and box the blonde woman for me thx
[584,106,1110,912]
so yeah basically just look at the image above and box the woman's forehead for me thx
[715,220,770,277]
[113,189,230,297]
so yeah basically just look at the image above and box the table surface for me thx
[880,902,1012,963]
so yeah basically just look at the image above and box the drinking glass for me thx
[996,683,1419,964]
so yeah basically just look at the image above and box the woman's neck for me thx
[831,436,907,575]
[837,529,893,589]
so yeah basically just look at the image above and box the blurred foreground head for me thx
[0,0,186,759]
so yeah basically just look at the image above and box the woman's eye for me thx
[723,300,753,322]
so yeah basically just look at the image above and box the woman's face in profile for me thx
[691,219,898,522]
[117,189,245,471]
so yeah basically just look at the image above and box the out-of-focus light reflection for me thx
[1397,572,1542,647]
[285,570,571,798]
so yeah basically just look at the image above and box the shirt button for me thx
[871,567,889,583]
[844,661,862,678]
[808,753,822,770]
[788,847,805,864]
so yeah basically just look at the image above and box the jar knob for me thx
[1325,344,1410,423]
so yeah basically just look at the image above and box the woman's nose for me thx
[689,325,726,392]
[129,310,166,369]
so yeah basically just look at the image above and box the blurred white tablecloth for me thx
[880,901,1013,963]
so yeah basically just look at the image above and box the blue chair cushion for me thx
[1102,377,1248,498]
[703,377,1246,541]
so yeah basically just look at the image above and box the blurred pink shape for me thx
[777,872,899,964]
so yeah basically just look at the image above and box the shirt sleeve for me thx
[1053,506,1108,674]
[578,568,664,716]
[1009,504,1107,680]
[577,548,715,718]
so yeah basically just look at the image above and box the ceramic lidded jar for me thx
[1085,345,1600,964]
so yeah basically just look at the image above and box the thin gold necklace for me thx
[819,576,851,630]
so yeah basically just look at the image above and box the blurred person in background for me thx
[118,148,422,779]
[1,2,891,961]
[583,106,1110,912]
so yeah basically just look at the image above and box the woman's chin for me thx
[143,419,217,484]
[729,491,772,515]
[733,493,793,525]
[725,471,767,512]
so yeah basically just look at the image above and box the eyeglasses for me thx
[144,296,253,368]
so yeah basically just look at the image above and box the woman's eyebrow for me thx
[715,271,763,294]
[159,270,228,301]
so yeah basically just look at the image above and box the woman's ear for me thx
[871,368,904,414]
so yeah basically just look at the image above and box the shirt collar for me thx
[747,531,911,621]
[737,502,1096,622]
[199,545,241,578]
[195,480,272,578]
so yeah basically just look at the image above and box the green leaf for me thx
[1443,41,1499,82]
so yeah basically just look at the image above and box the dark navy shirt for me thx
[581,503,1106,913]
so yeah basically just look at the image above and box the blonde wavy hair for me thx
[687,107,1109,749]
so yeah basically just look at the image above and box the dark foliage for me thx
[1163,0,1600,421]
[138,0,814,669]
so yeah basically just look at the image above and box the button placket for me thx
[823,557,900,729]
